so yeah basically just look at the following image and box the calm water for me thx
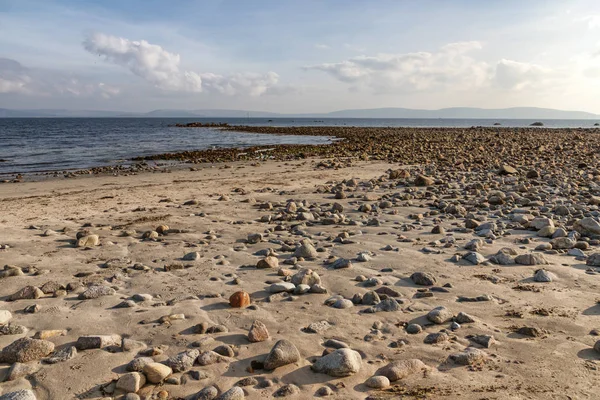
[0,117,598,175]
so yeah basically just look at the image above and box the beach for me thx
[1,126,600,400]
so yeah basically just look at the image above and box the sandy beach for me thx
[2,127,600,400]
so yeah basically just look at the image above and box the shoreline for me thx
[3,125,600,183]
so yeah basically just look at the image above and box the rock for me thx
[365,375,390,389]
[257,256,279,269]
[471,335,495,348]
[424,332,449,344]
[76,334,121,350]
[197,350,225,366]
[303,321,332,334]
[269,282,296,293]
[376,359,428,382]
[463,252,485,265]
[574,217,600,236]
[195,386,219,400]
[0,337,54,363]
[264,339,300,370]
[247,233,263,244]
[294,239,318,259]
[33,329,67,340]
[427,306,453,324]
[6,362,40,381]
[515,253,549,266]
[367,298,401,313]
[166,349,200,372]
[330,258,352,269]
[533,269,554,282]
[9,286,44,301]
[455,312,475,324]
[117,372,147,393]
[127,357,154,372]
[410,272,436,286]
[449,348,487,365]
[316,386,333,396]
[499,165,518,175]
[143,362,173,383]
[537,226,556,237]
[529,218,554,230]
[311,348,362,377]
[587,253,600,266]
[183,252,201,261]
[0,324,27,335]
[551,237,575,249]
[0,310,12,324]
[229,291,251,308]
[0,390,37,400]
[406,324,422,334]
[76,234,100,247]
[593,340,600,353]
[415,175,434,186]
[291,269,321,286]
[215,386,245,400]
[78,285,116,300]
[248,320,270,342]
[44,346,77,364]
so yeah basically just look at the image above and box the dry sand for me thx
[0,157,599,400]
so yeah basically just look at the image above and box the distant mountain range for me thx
[0,107,598,119]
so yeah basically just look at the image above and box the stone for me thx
[194,386,219,400]
[117,372,146,393]
[269,282,296,293]
[166,349,200,372]
[247,233,263,244]
[76,334,121,350]
[44,346,76,364]
[183,251,201,261]
[551,237,575,249]
[76,234,100,247]
[33,329,67,340]
[529,218,554,230]
[0,337,54,363]
[365,375,390,389]
[0,324,27,335]
[291,268,321,286]
[499,164,518,175]
[463,252,485,265]
[274,384,300,397]
[264,339,300,370]
[248,320,270,342]
[455,312,475,324]
[410,272,436,286]
[143,362,173,383]
[424,332,449,344]
[574,217,600,236]
[229,291,251,308]
[515,253,549,266]
[587,253,600,266]
[533,269,554,282]
[215,387,245,400]
[127,357,155,372]
[449,348,487,365]
[6,362,40,381]
[311,348,362,377]
[294,239,318,259]
[376,359,428,382]
[330,258,352,269]
[0,390,37,400]
[197,350,225,366]
[78,285,116,300]
[415,175,434,186]
[0,310,12,324]
[257,256,279,269]
[406,324,422,334]
[303,321,331,334]
[214,345,235,357]
[9,286,43,301]
[471,335,495,348]
[427,306,453,324]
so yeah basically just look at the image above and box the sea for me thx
[0,117,598,176]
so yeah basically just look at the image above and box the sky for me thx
[1,0,600,113]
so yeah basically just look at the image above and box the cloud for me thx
[83,32,279,96]
[494,59,556,90]
[306,41,490,93]
[315,44,330,50]
[0,57,119,98]
[580,15,600,29]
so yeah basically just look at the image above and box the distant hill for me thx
[0,107,598,119]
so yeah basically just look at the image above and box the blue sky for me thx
[1,0,599,112]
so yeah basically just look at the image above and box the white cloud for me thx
[580,15,600,29]
[315,44,330,50]
[306,42,490,93]
[83,32,279,96]
[494,59,556,90]
[0,57,118,98]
